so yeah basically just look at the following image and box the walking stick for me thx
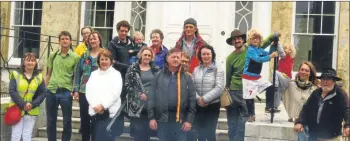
[106,100,127,133]
[269,33,279,123]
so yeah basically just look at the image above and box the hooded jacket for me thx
[175,33,206,73]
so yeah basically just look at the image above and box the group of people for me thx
[7,17,349,141]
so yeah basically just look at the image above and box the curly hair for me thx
[116,20,130,31]
[246,28,263,46]
[283,43,297,58]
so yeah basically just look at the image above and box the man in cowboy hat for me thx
[295,68,350,141]
[225,29,279,140]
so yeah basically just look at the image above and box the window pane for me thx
[34,1,42,9]
[106,11,114,27]
[12,26,41,58]
[14,10,23,25]
[130,1,147,35]
[309,1,322,14]
[96,1,106,10]
[293,35,334,71]
[93,28,112,48]
[323,1,335,14]
[95,11,105,27]
[294,15,307,33]
[234,1,253,34]
[33,10,42,25]
[310,36,333,71]
[15,2,23,9]
[296,2,309,14]
[85,2,94,10]
[107,1,115,10]
[293,35,312,71]
[308,15,321,34]
[84,10,93,26]
[24,1,34,9]
[322,16,335,34]
[23,10,33,25]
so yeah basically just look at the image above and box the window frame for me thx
[291,1,339,76]
[8,1,42,66]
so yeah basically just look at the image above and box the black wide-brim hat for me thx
[226,29,246,46]
[316,68,342,81]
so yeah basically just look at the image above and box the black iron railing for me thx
[0,26,81,74]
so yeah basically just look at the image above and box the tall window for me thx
[235,1,253,34]
[12,1,42,58]
[130,1,147,36]
[85,1,114,47]
[293,1,337,71]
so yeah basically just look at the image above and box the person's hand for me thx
[72,92,79,101]
[128,50,133,54]
[93,104,104,113]
[24,103,32,111]
[181,122,192,131]
[294,123,304,132]
[140,93,147,101]
[270,52,278,58]
[344,127,350,137]
[197,97,208,107]
[150,120,157,130]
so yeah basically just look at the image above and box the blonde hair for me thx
[133,31,144,40]
[246,28,263,46]
[283,43,297,58]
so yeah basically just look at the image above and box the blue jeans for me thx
[298,126,309,141]
[46,88,72,141]
[226,90,249,141]
[157,112,186,141]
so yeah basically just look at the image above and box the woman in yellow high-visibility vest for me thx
[9,53,46,141]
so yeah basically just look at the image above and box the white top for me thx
[86,66,123,118]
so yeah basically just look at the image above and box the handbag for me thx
[125,73,146,118]
[220,88,232,107]
[4,83,29,126]
[4,104,22,126]
[213,68,233,107]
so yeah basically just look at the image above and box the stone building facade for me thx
[1,1,349,92]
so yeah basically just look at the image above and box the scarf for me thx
[295,77,313,90]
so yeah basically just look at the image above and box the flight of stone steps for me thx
[32,101,230,141]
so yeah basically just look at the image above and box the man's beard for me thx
[322,85,334,93]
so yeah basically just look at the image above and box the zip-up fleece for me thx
[295,86,350,139]
[148,66,196,123]
[243,45,271,79]
[192,63,224,104]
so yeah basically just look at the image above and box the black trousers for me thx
[245,99,255,116]
[193,102,221,141]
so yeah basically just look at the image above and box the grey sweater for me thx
[192,63,224,104]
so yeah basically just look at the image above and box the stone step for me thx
[219,108,226,119]
[36,127,160,141]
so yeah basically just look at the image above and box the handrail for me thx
[0,26,81,75]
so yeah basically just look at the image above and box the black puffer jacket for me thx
[147,66,196,123]
[296,85,350,139]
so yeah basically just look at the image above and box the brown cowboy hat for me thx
[226,29,246,46]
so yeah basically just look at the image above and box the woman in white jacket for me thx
[86,49,123,141]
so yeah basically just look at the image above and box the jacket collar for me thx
[318,85,338,101]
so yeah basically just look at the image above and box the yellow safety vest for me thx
[8,71,43,116]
